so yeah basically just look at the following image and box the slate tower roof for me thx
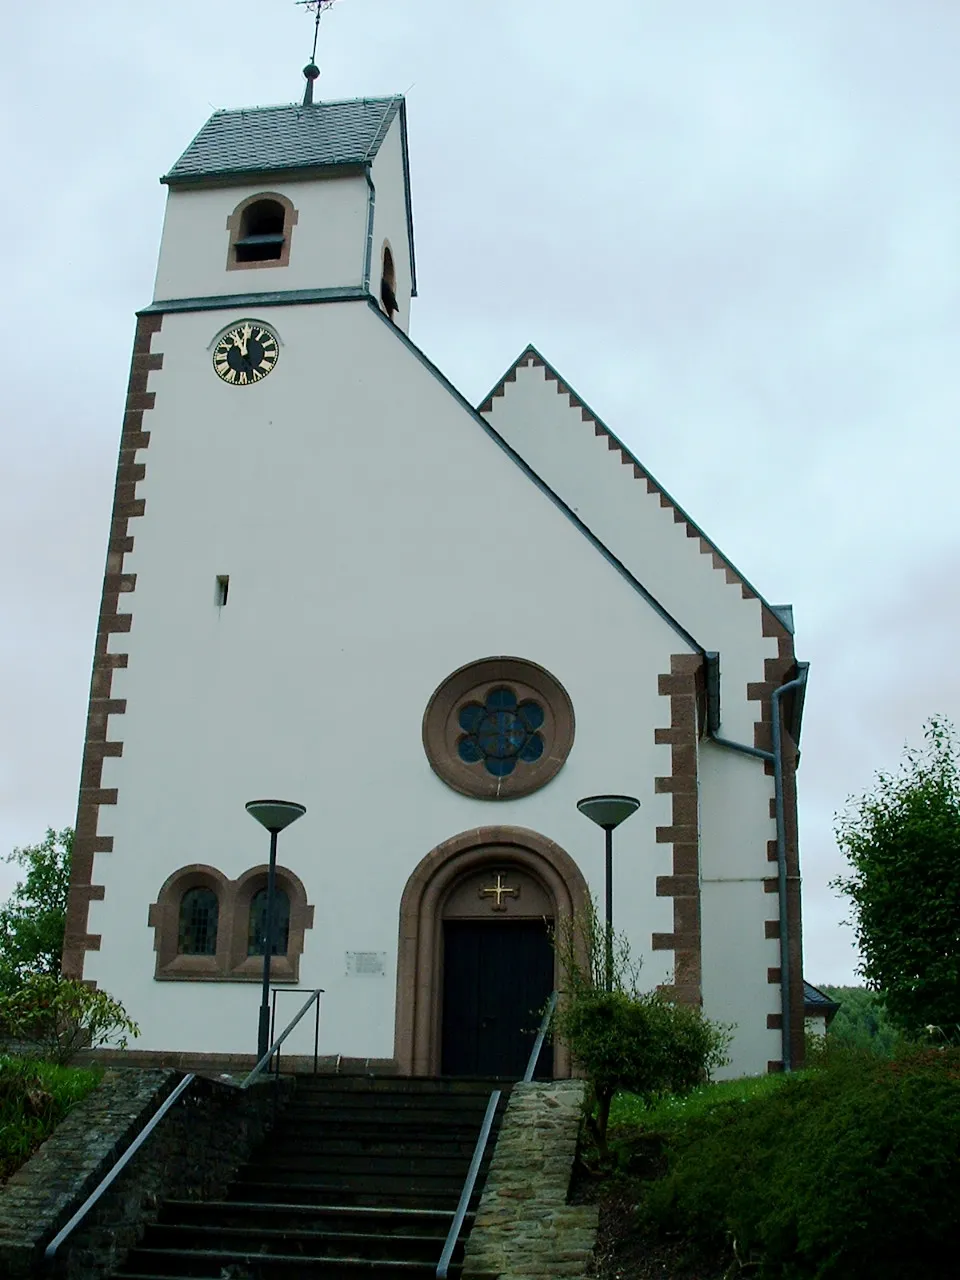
[163,95,404,185]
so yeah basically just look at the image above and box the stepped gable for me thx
[479,346,792,633]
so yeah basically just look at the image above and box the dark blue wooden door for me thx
[441,919,554,1078]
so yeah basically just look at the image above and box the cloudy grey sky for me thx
[2,1,959,985]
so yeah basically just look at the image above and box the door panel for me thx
[441,919,554,1078]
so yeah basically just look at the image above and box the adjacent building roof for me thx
[804,981,841,1018]
[163,95,404,185]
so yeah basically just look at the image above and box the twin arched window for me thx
[176,885,290,958]
[151,865,312,981]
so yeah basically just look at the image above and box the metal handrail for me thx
[43,1072,197,1263]
[436,1089,500,1279]
[240,987,323,1088]
[44,986,324,1265]
[523,990,557,1083]
[436,991,558,1278]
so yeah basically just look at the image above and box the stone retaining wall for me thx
[463,1080,598,1280]
[0,1067,284,1280]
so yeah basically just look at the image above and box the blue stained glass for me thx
[517,702,544,731]
[485,756,516,777]
[458,703,485,732]
[478,711,526,758]
[455,687,545,779]
[486,687,517,711]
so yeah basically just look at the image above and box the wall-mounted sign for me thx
[345,951,387,977]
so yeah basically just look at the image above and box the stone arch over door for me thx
[395,826,590,1077]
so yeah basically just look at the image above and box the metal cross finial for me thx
[479,873,520,912]
[296,1,340,105]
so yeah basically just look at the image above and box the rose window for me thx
[423,657,575,799]
[457,687,545,776]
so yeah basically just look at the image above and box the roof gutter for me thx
[705,653,810,1071]
[362,164,376,293]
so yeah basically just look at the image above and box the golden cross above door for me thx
[478,872,520,912]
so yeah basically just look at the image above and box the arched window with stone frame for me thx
[149,865,230,980]
[228,865,313,983]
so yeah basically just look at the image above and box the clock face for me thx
[212,321,279,386]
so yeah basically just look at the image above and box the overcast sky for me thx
[2,1,959,986]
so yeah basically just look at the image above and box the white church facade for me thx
[64,92,808,1079]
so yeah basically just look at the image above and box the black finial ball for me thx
[303,62,320,81]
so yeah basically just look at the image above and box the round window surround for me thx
[423,657,575,799]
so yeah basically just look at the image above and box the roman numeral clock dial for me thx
[212,321,279,385]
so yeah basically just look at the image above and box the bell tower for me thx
[63,78,417,995]
[152,92,416,329]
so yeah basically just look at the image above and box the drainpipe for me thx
[704,653,810,1071]
[362,165,377,294]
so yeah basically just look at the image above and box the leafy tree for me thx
[832,717,960,1038]
[0,828,72,992]
[818,985,902,1056]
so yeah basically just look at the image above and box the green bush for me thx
[550,902,730,1157]
[0,975,139,1065]
[555,989,729,1156]
[638,1046,960,1278]
[0,1054,101,1181]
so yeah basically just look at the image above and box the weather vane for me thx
[296,1,342,105]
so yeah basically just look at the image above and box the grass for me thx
[608,1069,797,1131]
[0,1053,102,1181]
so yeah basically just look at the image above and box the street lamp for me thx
[577,795,640,992]
[245,799,306,1060]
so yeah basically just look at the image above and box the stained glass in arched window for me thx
[178,887,219,956]
[247,888,291,956]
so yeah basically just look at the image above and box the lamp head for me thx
[245,799,306,833]
[577,794,641,831]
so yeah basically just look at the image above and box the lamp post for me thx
[576,795,640,992]
[245,799,306,1060]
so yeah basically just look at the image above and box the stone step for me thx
[281,1091,496,1112]
[160,1199,469,1236]
[274,1109,491,1135]
[115,1247,459,1278]
[256,1151,484,1177]
[140,1222,457,1264]
[261,1134,480,1157]
[227,1179,467,1210]
[294,1076,501,1095]
[233,1169,470,1197]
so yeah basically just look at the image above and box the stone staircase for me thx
[112,1076,508,1279]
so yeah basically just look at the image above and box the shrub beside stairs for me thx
[112,1075,508,1279]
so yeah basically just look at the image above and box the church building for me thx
[63,85,809,1079]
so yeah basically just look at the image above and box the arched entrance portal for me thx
[394,826,590,1078]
